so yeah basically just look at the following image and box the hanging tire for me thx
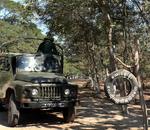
[8,94,20,127]
[63,106,76,123]
[104,69,139,104]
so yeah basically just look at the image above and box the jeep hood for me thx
[15,72,67,84]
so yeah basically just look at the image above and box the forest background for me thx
[0,0,149,82]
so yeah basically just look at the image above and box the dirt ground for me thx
[0,80,149,130]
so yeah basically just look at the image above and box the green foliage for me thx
[0,0,44,53]
[0,0,33,24]
[0,20,44,53]
[64,59,82,76]
[0,71,12,85]
[23,0,150,77]
[0,0,149,77]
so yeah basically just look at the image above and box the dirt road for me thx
[0,82,147,130]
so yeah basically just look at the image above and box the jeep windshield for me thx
[16,54,61,73]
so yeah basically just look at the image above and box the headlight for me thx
[64,89,70,95]
[32,89,39,96]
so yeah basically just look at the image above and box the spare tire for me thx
[104,69,139,104]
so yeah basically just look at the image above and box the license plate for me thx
[42,102,57,108]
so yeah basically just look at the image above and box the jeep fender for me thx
[1,82,16,100]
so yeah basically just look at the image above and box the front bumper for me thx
[20,100,77,109]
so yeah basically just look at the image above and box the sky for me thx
[12,0,21,2]
[33,19,49,35]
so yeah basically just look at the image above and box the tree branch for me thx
[114,56,132,68]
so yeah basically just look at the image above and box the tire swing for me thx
[104,69,139,104]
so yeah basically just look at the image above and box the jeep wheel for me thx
[63,107,76,123]
[0,103,5,111]
[8,94,20,127]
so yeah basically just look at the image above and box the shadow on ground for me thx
[0,110,66,129]
[0,85,145,130]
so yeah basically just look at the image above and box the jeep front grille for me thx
[40,86,61,100]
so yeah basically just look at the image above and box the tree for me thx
[24,0,150,87]
[0,0,44,53]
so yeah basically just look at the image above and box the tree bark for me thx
[132,38,148,129]
[95,0,117,73]
[85,40,100,93]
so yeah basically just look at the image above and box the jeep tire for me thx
[63,106,76,123]
[8,94,20,127]
[0,102,5,111]
[105,69,139,104]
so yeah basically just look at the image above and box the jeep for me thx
[0,39,78,126]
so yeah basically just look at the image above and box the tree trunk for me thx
[85,41,100,93]
[132,38,148,129]
[95,0,117,73]
[108,26,117,72]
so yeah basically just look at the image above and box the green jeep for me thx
[0,40,78,127]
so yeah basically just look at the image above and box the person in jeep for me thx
[37,36,59,55]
